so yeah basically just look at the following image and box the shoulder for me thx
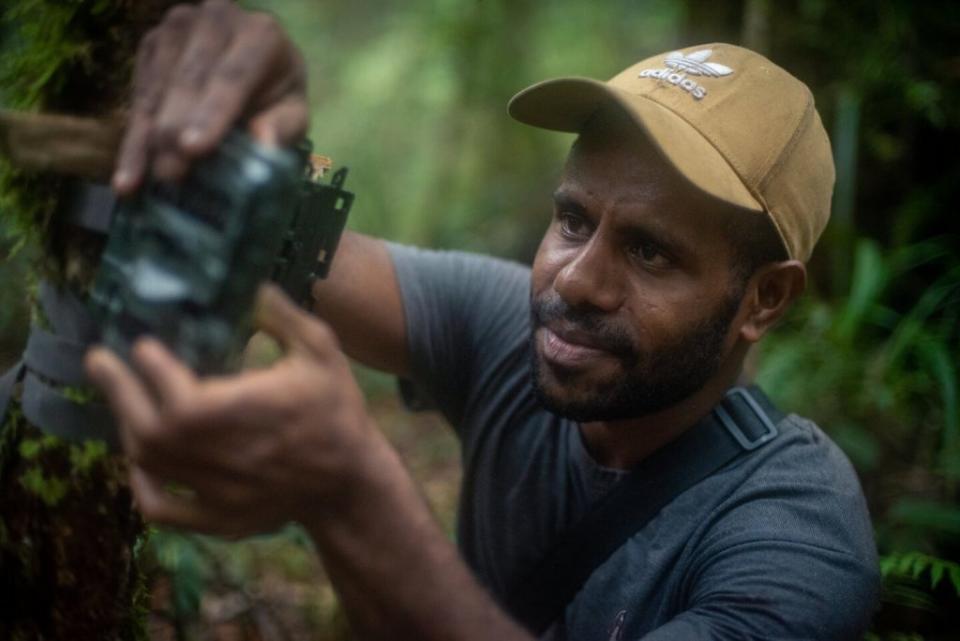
[386,243,535,426]
[386,242,530,297]
[636,413,879,634]
[387,241,533,365]
[691,413,877,565]
[673,414,880,635]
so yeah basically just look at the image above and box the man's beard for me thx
[529,289,743,422]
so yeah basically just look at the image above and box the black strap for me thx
[0,281,119,448]
[38,280,101,342]
[24,323,91,386]
[20,371,119,448]
[64,181,116,234]
[506,386,784,635]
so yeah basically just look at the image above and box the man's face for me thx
[529,121,748,421]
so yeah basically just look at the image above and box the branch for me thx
[0,110,122,181]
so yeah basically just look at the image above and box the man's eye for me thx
[629,241,669,268]
[558,212,590,238]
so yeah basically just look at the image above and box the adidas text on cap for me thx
[508,43,835,262]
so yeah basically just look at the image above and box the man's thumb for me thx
[254,283,336,358]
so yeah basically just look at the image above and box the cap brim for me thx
[508,77,763,213]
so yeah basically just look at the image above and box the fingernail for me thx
[180,127,204,149]
[112,170,131,191]
[255,284,278,317]
[133,337,160,360]
[262,283,284,306]
[256,126,278,147]
[85,349,107,379]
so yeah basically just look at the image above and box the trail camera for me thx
[90,131,353,374]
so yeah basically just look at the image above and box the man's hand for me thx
[88,284,532,641]
[85,284,380,536]
[113,0,308,194]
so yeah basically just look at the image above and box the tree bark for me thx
[0,2,193,639]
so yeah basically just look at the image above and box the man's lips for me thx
[538,325,617,368]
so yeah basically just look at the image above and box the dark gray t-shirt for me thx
[388,243,880,641]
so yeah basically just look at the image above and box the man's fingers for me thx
[130,465,277,536]
[255,283,338,359]
[85,347,160,457]
[150,1,235,181]
[131,338,197,409]
[114,4,196,192]
[112,110,152,194]
[115,2,308,188]
[130,465,222,533]
[182,14,295,155]
[248,95,309,148]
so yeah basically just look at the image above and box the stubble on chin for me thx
[527,290,741,422]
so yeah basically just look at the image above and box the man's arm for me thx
[86,285,530,641]
[103,8,522,636]
[310,231,409,377]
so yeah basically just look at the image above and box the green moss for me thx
[0,0,186,283]
[18,438,42,460]
[0,1,101,259]
[0,404,25,476]
[125,543,153,641]
[19,464,69,506]
[0,2,183,637]
[61,384,99,405]
[69,439,108,474]
[17,433,59,460]
[18,433,111,480]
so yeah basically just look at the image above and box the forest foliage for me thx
[1,0,958,639]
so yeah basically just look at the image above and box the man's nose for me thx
[553,238,624,313]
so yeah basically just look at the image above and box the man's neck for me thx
[579,358,744,470]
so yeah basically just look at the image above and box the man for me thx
[87,2,880,639]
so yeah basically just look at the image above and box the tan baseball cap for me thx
[508,43,834,262]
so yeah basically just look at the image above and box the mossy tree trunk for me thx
[0,2,194,638]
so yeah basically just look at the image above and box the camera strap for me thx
[0,281,117,448]
[65,181,116,235]
[506,385,784,636]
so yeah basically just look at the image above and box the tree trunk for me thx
[0,2,191,638]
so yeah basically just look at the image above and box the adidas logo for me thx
[637,49,734,101]
[664,49,733,77]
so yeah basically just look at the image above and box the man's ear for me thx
[739,260,806,344]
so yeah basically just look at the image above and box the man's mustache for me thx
[530,292,636,357]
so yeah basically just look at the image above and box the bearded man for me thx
[88,2,880,639]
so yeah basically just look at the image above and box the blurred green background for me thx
[2,0,958,639]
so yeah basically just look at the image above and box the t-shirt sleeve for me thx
[387,242,531,433]
[637,538,880,641]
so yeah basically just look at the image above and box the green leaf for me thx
[916,340,960,473]
[835,239,887,341]
[881,550,960,596]
[930,562,945,588]
[896,551,918,575]
[883,582,937,612]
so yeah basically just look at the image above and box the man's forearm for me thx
[304,434,532,641]
[311,231,410,376]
